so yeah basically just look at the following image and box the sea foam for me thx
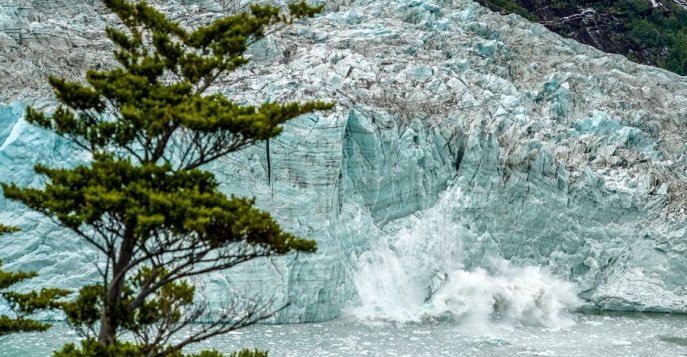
[350,187,582,329]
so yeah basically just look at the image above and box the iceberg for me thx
[1,0,687,323]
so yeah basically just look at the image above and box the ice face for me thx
[350,186,583,329]
[1,0,687,323]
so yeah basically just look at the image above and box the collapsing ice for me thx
[350,187,582,329]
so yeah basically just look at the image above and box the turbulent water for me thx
[351,185,582,329]
[3,313,687,357]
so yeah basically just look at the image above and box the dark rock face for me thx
[477,0,687,74]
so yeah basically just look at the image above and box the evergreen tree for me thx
[0,224,70,336]
[1,0,332,355]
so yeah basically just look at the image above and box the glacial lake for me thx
[2,312,687,357]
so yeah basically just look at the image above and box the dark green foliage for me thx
[666,30,687,74]
[225,350,268,357]
[628,19,664,47]
[53,339,267,357]
[0,225,70,336]
[54,339,149,357]
[61,284,104,337]
[476,0,687,75]
[3,157,315,254]
[481,0,534,20]
[0,0,331,355]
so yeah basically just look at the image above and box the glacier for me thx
[350,185,584,328]
[1,0,687,323]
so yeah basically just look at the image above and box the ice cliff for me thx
[1,0,687,323]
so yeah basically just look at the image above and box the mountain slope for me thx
[478,0,687,74]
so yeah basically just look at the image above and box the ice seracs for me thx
[1,0,687,322]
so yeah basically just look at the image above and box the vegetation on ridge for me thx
[478,0,687,75]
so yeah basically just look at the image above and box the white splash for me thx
[350,186,582,330]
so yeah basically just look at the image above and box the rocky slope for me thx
[478,0,687,75]
[1,0,687,322]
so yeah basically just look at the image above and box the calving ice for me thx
[352,186,582,329]
[0,0,686,326]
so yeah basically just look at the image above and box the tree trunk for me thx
[98,220,137,346]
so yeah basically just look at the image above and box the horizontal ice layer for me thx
[1,0,687,322]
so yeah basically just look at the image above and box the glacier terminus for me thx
[1,0,687,325]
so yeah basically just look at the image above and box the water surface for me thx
[2,313,686,357]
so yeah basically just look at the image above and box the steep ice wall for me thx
[1,0,687,322]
